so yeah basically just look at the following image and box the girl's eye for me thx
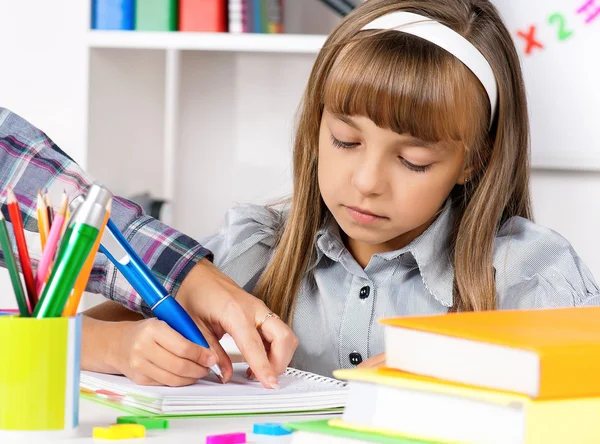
[400,158,432,173]
[330,134,359,149]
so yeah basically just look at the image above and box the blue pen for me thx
[70,193,223,379]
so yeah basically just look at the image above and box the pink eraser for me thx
[206,432,246,444]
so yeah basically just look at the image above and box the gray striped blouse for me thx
[201,200,600,377]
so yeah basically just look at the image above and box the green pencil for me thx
[0,212,30,316]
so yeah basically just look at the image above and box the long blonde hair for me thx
[254,0,532,321]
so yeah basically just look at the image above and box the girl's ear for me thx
[457,133,494,185]
[457,165,475,185]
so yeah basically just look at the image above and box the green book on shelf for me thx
[135,0,177,31]
[286,420,438,444]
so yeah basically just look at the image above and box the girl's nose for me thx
[351,157,386,197]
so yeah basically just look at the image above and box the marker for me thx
[62,199,111,317]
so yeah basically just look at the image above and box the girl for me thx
[83,0,599,381]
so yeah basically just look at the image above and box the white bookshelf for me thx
[87,31,326,54]
[84,2,340,241]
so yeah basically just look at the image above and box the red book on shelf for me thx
[179,0,227,32]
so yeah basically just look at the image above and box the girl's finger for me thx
[145,340,211,380]
[151,320,219,368]
[133,358,200,387]
[220,304,278,389]
[258,316,298,375]
[202,333,234,383]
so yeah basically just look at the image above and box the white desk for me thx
[8,398,338,443]
[4,339,336,443]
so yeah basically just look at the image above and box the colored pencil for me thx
[44,192,54,228]
[61,207,71,239]
[62,199,111,316]
[37,191,50,251]
[6,188,38,308]
[0,212,30,316]
[35,192,68,295]
[34,194,106,318]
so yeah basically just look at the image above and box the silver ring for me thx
[257,312,280,330]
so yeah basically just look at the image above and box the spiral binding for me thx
[283,368,347,388]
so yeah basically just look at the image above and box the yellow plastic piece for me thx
[93,423,146,440]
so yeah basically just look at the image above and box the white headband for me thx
[361,11,498,127]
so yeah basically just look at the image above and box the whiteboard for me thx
[492,0,600,170]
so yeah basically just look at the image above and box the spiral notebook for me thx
[80,363,348,416]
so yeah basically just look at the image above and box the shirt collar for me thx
[313,200,455,307]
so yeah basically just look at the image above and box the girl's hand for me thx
[114,318,219,386]
[357,352,386,369]
[175,258,299,389]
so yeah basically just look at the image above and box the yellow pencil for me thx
[62,207,71,238]
[36,191,50,251]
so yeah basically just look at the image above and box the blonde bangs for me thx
[322,31,489,147]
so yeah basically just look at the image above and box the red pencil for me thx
[6,187,38,309]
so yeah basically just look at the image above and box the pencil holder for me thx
[0,315,82,439]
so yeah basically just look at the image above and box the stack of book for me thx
[288,306,600,443]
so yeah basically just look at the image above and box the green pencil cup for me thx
[0,315,82,439]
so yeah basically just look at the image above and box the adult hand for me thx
[176,258,299,389]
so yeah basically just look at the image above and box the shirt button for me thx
[359,286,370,299]
[349,352,363,366]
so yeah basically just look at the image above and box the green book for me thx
[135,0,177,31]
[260,0,269,33]
[286,420,437,444]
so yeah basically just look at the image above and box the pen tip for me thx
[212,365,224,382]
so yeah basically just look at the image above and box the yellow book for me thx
[334,367,600,444]
[382,306,600,399]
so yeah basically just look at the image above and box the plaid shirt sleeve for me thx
[0,108,213,316]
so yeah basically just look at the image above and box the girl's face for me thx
[318,109,470,260]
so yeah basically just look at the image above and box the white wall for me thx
[530,171,600,277]
[0,0,90,165]
[0,0,90,309]
[0,0,599,313]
